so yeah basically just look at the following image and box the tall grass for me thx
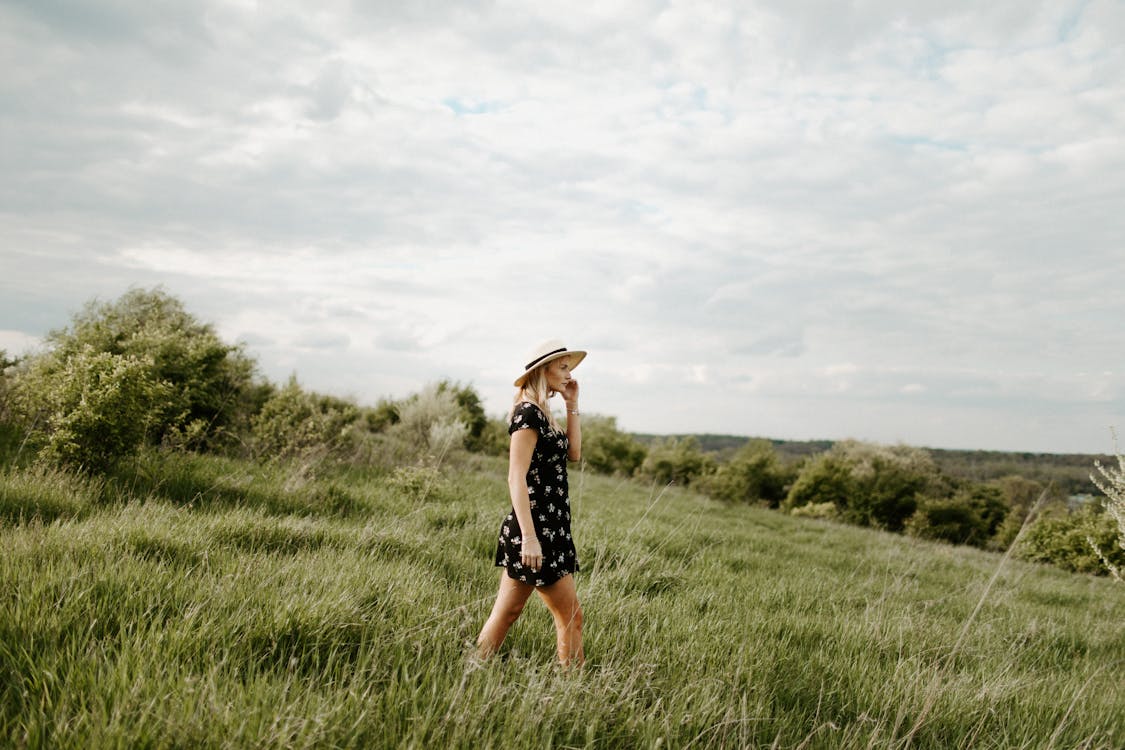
[1,453,1122,748]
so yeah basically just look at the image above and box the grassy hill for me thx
[2,452,1123,748]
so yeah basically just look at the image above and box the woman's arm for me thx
[508,427,542,570]
[562,380,581,462]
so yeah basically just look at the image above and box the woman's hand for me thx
[521,537,543,571]
[561,378,580,408]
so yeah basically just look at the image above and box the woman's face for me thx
[543,357,573,392]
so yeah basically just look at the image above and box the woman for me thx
[475,339,586,666]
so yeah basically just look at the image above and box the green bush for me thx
[10,347,168,472]
[1016,504,1125,576]
[698,439,793,507]
[789,501,839,521]
[475,417,514,457]
[784,440,945,531]
[639,436,714,486]
[37,287,256,449]
[987,476,1064,550]
[905,484,1008,547]
[250,377,361,462]
[582,415,647,477]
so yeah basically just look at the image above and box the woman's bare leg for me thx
[476,572,535,658]
[536,574,584,667]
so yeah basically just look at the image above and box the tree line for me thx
[1,288,1121,578]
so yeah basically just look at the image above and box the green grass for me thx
[1,451,1122,748]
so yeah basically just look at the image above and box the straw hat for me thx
[514,339,587,387]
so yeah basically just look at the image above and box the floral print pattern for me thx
[494,401,579,586]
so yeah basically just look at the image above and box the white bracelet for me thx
[567,408,579,415]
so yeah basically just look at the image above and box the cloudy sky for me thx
[2,0,1123,453]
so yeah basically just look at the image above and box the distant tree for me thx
[784,440,946,531]
[905,484,1008,547]
[360,398,400,434]
[581,415,647,477]
[639,436,714,486]
[697,439,794,507]
[987,476,1065,550]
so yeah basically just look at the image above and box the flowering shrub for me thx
[1089,436,1125,580]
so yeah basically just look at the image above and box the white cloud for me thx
[1,0,1123,451]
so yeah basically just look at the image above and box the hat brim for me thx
[513,350,586,387]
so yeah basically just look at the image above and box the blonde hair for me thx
[507,365,562,433]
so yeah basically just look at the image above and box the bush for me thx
[698,439,793,507]
[905,484,1008,547]
[789,501,839,521]
[784,440,945,531]
[582,415,647,477]
[0,351,20,464]
[375,382,468,466]
[987,476,1064,550]
[250,376,360,462]
[35,287,256,449]
[475,417,513,457]
[9,347,168,472]
[1015,504,1125,576]
[433,380,488,452]
[639,436,714,486]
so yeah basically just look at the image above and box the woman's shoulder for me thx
[509,401,547,433]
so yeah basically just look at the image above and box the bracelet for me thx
[567,408,579,415]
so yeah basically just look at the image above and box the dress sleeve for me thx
[508,402,546,435]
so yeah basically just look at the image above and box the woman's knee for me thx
[500,598,527,625]
[556,603,582,631]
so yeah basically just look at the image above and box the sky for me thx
[1,0,1123,454]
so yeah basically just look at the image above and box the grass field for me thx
[1,450,1123,748]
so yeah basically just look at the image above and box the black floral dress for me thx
[494,401,579,587]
